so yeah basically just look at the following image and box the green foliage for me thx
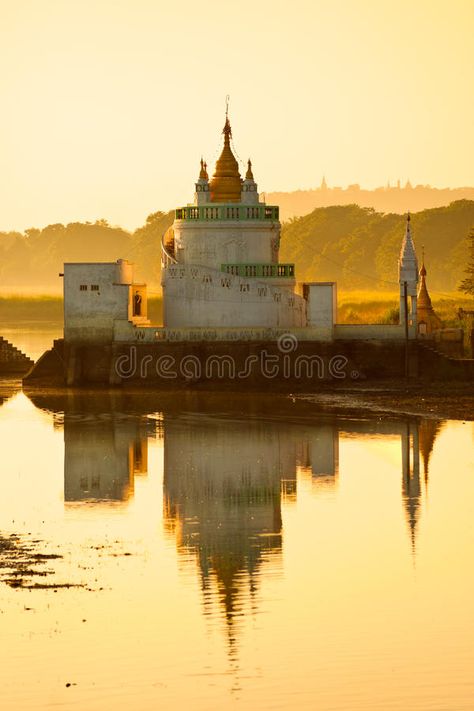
[0,212,174,292]
[129,211,174,288]
[0,201,472,295]
[459,228,474,296]
[280,200,474,291]
[381,307,400,325]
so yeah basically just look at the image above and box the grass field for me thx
[337,290,473,326]
[0,295,163,324]
[0,292,471,328]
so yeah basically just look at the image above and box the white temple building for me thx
[62,112,420,345]
[161,114,307,329]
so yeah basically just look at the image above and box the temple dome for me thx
[209,117,242,203]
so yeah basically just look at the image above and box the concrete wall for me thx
[162,263,306,329]
[303,282,337,331]
[334,324,417,340]
[64,260,148,343]
[26,337,431,387]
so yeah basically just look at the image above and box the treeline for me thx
[0,211,173,292]
[0,201,473,293]
[280,200,474,291]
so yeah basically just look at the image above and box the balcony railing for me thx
[175,205,279,221]
[221,263,295,279]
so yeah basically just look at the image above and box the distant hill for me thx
[0,201,473,294]
[280,200,474,291]
[268,184,474,222]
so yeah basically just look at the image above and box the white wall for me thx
[64,261,148,343]
[303,283,337,330]
[174,218,280,271]
[162,263,306,329]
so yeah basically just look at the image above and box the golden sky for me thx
[0,0,473,231]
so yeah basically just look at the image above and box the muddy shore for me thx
[295,381,474,421]
[1,375,471,421]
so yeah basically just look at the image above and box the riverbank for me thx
[12,378,474,421]
[295,381,474,421]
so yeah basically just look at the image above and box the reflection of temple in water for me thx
[162,416,344,657]
[64,415,156,502]
[162,416,292,650]
[162,413,442,645]
[296,423,339,487]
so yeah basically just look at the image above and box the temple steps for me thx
[418,342,474,380]
[0,337,34,374]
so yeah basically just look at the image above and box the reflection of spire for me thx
[401,421,421,555]
[419,419,443,488]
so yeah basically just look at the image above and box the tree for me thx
[459,228,474,296]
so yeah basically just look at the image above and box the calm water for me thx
[1,329,474,710]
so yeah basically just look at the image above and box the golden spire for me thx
[417,247,432,309]
[199,157,208,180]
[420,245,426,277]
[209,112,242,203]
[245,159,254,181]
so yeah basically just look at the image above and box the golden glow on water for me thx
[0,390,473,710]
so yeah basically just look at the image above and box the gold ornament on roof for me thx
[199,158,208,180]
[245,159,254,181]
[209,114,242,203]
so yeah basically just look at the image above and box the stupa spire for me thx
[400,212,418,268]
[417,248,433,310]
[209,104,242,203]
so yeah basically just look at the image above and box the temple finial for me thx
[246,159,254,180]
[420,245,426,277]
[199,157,208,180]
[223,95,232,138]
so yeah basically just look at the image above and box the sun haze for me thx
[0,0,473,231]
